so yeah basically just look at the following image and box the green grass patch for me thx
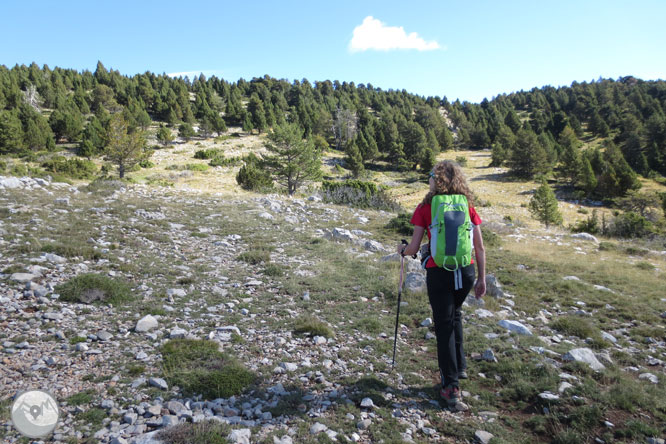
[55,273,134,306]
[292,315,334,338]
[237,251,270,265]
[156,420,231,444]
[160,339,255,399]
[69,336,87,345]
[355,317,384,334]
[263,263,284,277]
[66,389,95,406]
[76,407,106,428]
[550,315,606,346]
[41,241,102,260]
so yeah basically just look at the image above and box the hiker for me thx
[396,160,486,407]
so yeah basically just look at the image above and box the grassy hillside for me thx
[1,131,665,444]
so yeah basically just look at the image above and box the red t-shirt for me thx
[410,201,482,268]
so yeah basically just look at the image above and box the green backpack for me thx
[429,194,473,272]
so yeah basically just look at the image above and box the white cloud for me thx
[349,16,441,53]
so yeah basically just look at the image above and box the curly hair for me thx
[421,160,475,206]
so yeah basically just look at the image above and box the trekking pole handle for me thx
[400,239,417,259]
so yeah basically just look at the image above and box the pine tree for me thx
[363,127,379,164]
[420,146,436,173]
[345,139,365,178]
[490,142,507,167]
[558,126,581,182]
[178,123,195,141]
[156,125,174,147]
[248,94,267,133]
[529,180,563,227]
[241,112,254,133]
[576,157,597,194]
[508,128,550,178]
[104,113,148,179]
[262,122,322,195]
[0,110,25,154]
[437,125,454,151]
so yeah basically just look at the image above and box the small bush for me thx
[237,251,270,265]
[157,420,230,444]
[607,211,654,238]
[236,154,272,191]
[551,316,605,346]
[69,336,87,345]
[76,407,106,427]
[209,156,242,167]
[570,210,601,234]
[263,263,284,277]
[85,179,125,195]
[598,241,617,251]
[193,149,221,160]
[66,390,95,406]
[41,156,97,179]
[55,273,133,306]
[293,315,334,338]
[41,242,101,260]
[184,163,209,172]
[635,261,655,270]
[139,159,154,168]
[0,160,6,172]
[321,180,401,211]
[455,156,467,166]
[160,339,255,399]
[481,226,501,247]
[385,213,412,236]
[127,364,145,377]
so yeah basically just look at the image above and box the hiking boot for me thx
[459,370,468,379]
[440,385,460,406]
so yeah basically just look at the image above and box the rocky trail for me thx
[1,175,665,444]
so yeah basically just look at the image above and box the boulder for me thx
[562,348,605,371]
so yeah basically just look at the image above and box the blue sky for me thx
[2,0,665,103]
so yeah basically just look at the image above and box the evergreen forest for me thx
[2,61,666,202]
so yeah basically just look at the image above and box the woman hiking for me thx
[396,160,486,407]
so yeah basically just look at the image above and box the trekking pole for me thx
[392,239,411,369]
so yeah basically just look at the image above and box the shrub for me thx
[385,213,412,236]
[607,211,654,238]
[237,251,270,265]
[570,209,601,234]
[193,148,221,160]
[0,160,6,172]
[293,315,334,338]
[236,154,273,191]
[481,226,502,247]
[209,156,242,167]
[263,263,284,277]
[160,339,255,399]
[455,156,468,166]
[321,180,402,211]
[66,390,95,406]
[139,159,154,168]
[41,156,97,179]
[184,163,209,172]
[551,315,607,348]
[55,273,133,306]
[157,421,230,444]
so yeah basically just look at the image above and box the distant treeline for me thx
[1,62,665,198]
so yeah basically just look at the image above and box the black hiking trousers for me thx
[426,264,475,389]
